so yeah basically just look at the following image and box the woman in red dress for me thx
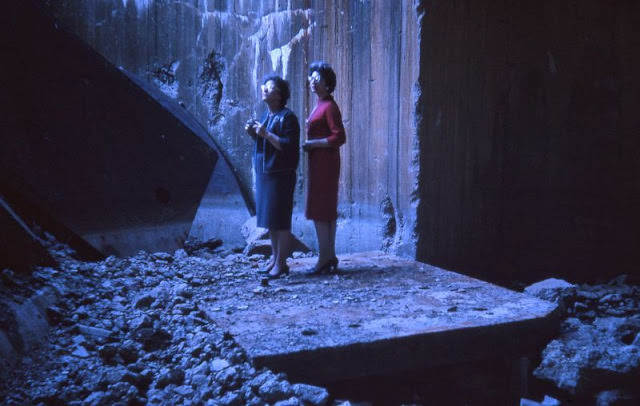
[302,61,346,273]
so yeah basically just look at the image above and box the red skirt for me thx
[305,147,340,221]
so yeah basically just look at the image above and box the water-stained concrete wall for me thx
[416,0,640,283]
[42,0,639,283]
[46,0,419,256]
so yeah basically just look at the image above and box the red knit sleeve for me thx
[324,101,346,147]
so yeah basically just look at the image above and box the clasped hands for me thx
[245,118,321,151]
[244,119,268,138]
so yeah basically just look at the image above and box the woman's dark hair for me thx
[263,75,290,107]
[309,61,336,94]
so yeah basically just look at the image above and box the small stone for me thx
[217,390,243,406]
[176,285,194,299]
[130,315,153,331]
[134,294,155,309]
[520,395,561,406]
[98,344,118,361]
[174,248,189,260]
[156,368,185,389]
[132,327,171,351]
[192,360,210,376]
[151,252,173,262]
[599,293,623,304]
[107,381,138,401]
[77,324,112,341]
[274,397,302,406]
[258,376,293,403]
[524,278,576,303]
[190,373,209,387]
[174,384,194,396]
[118,341,140,364]
[211,358,230,371]
[122,371,151,391]
[72,334,86,345]
[292,383,329,406]
[83,391,107,406]
[71,345,90,358]
[216,366,240,390]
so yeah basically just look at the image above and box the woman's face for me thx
[308,71,327,95]
[261,80,281,104]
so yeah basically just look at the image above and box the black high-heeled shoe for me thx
[309,257,339,275]
[267,264,290,279]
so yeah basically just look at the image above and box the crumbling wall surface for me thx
[416,0,640,283]
[309,1,420,256]
[45,1,420,256]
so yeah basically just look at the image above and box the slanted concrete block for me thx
[207,252,560,383]
[1,2,218,257]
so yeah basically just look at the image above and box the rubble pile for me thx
[524,277,640,405]
[1,235,638,405]
[0,239,328,406]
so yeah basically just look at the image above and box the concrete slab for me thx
[207,252,559,383]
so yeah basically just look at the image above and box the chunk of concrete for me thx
[207,252,559,383]
[1,2,218,257]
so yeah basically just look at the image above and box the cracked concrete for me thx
[206,251,559,383]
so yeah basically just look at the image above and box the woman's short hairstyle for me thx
[263,75,290,106]
[309,61,336,94]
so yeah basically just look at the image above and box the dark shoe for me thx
[309,257,339,275]
[268,265,290,279]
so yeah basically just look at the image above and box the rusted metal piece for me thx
[1,2,218,257]
[208,252,559,383]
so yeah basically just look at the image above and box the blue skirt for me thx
[255,152,296,230]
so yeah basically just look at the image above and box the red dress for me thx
[305,96,346,221]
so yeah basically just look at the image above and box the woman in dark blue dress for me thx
[245,75,300,278]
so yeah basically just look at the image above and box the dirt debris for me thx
[0,238,329,406]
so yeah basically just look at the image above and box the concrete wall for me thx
[46,0,420,256]
[43,0,639,283]
[416,0,640,283]
[3,2,219,258]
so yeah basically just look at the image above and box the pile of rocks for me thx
[2,234,638,405]
[523,277,640,405]
[0,239,329,405]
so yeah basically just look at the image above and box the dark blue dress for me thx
[254,108,300,230]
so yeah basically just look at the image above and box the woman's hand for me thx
[255,122,268,139]
[302,139,328,151]
[245,119,258,136]
[302,141,313,151]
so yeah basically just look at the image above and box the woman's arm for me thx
[256,123,283,151]
[302,102,346,151]
[255,112,300,153]
[324,102,346,147]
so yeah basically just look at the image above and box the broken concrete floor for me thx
[209,252,559,383]
[1,242,638,405]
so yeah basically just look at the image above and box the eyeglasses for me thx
[307,74,322,83]
[261,83,280,92]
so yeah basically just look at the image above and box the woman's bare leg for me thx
[313,221,333,267]
[267,231,278,269]
[266,230,292,276]
[328,220,337,259]
[274,230,291,267]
